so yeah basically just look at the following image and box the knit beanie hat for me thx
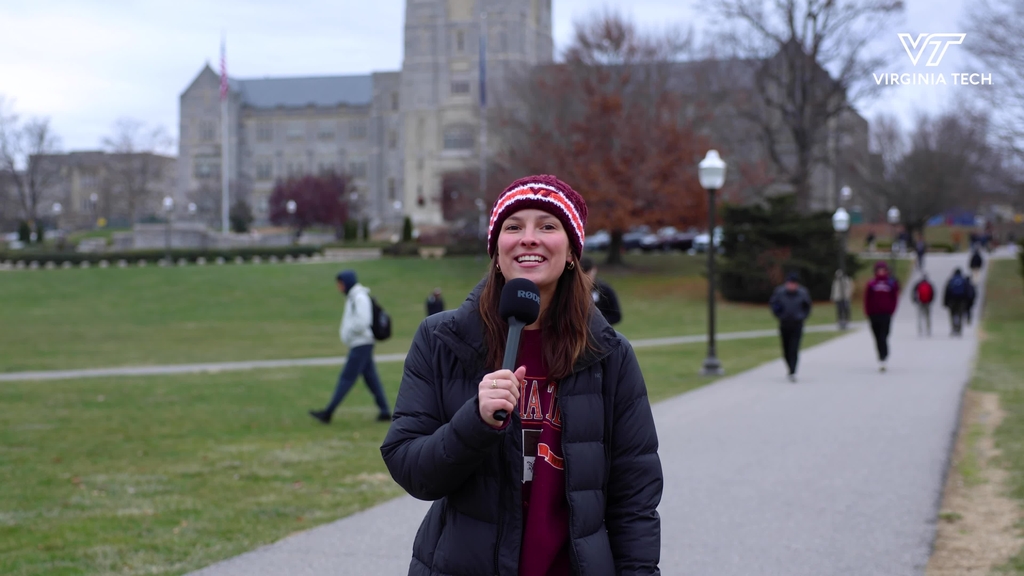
[486,175,588,259]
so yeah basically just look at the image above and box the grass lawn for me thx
[0,323,837,576]
[968,259,1024,571]
[0,253,904,373]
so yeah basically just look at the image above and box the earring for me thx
[566,261,575,271]
[496,264,501,273]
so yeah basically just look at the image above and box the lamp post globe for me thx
[887,206,901,267]
[162,196,174,213]
[832,207,850,233]
[698,149,726,376]
[52,202,62,216]
[887,206,900,225]
[286,200,297,215]
[840,185,852,204]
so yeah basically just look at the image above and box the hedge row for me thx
[0,246,321,266]
[872,240,957,253]
[381,241,487,257]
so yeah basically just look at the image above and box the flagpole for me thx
[220,36,230,234]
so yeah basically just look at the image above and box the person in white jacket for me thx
[310,269,391,423]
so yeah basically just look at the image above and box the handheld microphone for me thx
[493,278,541,422]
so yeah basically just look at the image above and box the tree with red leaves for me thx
[268,173,351,239]
[493,11,715,265]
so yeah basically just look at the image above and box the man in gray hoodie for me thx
[309,269,391,423]
[770,272,813,382]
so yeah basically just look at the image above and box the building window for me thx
[388,178,396,200]
[200,121,215,141]
[391,92,399,111]
[349,161,367,179]
[256,161,272,180]
[194,156,220,179]
[287,122,305,141]
[443,124,475,150]
[450,80,471,95]
[456,30,465,52]
[318,122,336,141]
[256,122,273,141]
[388,130,398,149]
[349,121,368,140]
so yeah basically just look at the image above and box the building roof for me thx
[231,74,374,108]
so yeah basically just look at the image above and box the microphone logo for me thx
[518,290,540,304]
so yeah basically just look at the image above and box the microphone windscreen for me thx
[499,278,541,324]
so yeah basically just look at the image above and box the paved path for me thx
[0,324,855,383]
[185,252,988,575]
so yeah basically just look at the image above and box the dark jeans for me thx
[779,322,804,375]
[949,302,966,335]
[869,314,893,361]
[326,344,390,416]
[835,301,850,328]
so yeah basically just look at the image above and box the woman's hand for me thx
[478,365,526,428]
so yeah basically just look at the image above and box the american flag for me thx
[219,38,228,101]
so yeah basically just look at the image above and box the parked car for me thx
[690,227,723,254]
[584,230,611,251]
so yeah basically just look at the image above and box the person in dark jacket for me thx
[864,261,901,372]
[944,268,971,336]
[380,175,663,576]
[580,256,622,325]
[425,287,445,317]
[769,272,812,382]
[969,249,984,282]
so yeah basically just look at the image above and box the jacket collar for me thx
[434,278,619,372]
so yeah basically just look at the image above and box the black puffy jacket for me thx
[380,283,663,576]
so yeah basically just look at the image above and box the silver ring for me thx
[491,380,498,389]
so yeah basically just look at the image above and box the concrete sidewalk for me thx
[186,253,984,576]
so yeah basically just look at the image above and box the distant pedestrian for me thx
[911,273,935,336]
[864,261,901,372]
[309,269,392,424]
[969,249,984,282]
[866,232,876,253]
[770,272,812,382]
[915,238,927,270]
[581,256,622,325]
[425,287,445,317]
[944,268,971,336]
[830,269,853,330]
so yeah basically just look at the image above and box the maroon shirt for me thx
[864,275,901,316]
[516,329,571,576]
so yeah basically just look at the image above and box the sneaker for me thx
[879,362,887,373]
[309,409,331,424]
[787,374,797,383]
[376,412,392,422]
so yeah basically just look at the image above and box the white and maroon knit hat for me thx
[486,175,588,259]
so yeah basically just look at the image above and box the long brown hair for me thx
[480,255,598,380]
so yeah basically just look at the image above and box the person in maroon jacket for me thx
[864,261,901,371]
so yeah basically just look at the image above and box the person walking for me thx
[943,268,971,336]
[770,272,812,382]
[380,174,662,576]
[914,237,927,270]
[425,287,445,317]
[864,261,901,372]
[830,269,853,330]
[866,232,876,253]
[309,270,392,424]
[580,256,622,325]
[910,273,935,336]
[969,249,984,282]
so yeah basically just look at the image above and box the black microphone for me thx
[493,278,541,421]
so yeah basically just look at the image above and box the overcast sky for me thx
[0,0,975,153]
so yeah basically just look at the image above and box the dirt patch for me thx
[927,390,1024,575]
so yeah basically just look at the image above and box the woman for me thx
[381,175,663,576]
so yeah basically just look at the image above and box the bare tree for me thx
[708,0,904,211]
[0,96,62,223]
[966,0,1024,160]
[101,117,174,224]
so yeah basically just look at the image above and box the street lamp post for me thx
[698,150,727,376]
[162,195,174,263]
[887,205,901,269]
[89,192,99,228]
[832,205,851,329]
[52,202,63,251]
[286,199,297,244]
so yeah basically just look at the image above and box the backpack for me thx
[370,297,392,341]
[948,276,967,299]
[916,281,934,304]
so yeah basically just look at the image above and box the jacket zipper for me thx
[561,376,582,575]
[494,436,505,576]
